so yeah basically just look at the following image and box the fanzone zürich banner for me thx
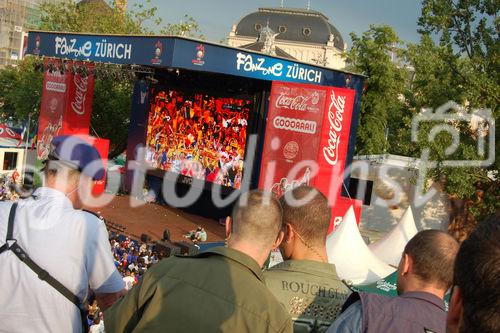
[259,81,357,231]
[37,58,95,160]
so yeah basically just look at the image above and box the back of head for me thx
[231,190,282,248]
[281,185,331,245]
[404,230,459,290]
[454,214,500,333]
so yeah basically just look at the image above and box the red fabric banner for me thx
[0,124,21,140]
[258,81,327,196]
[89,137,109,195]
[328,196,363,234]
[37,58,71,160]
[37,60,95,160]
[259,82,361,232]
[63,62,95,135]
[312,87,356,203]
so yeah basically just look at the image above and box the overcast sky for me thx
[128,0,423,46]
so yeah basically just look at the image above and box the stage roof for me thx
[26,31,364,88]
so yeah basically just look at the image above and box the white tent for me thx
[326,206,396,285]
[368,207,418,267]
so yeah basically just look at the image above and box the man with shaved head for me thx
[328,230,459,333]
[264,185,351,332]
[104,190,292,333]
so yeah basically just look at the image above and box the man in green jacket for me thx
[104,190,292,333]
[264,186,351,332]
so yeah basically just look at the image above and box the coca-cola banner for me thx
[88,136,109,195]
[312,87,356,203]
[328,196,363,234]
[258,82,326,196]
[37,58,70,160]
[37,59,95,161]
[64,61,95,135]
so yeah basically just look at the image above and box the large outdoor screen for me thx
[145,88,252,189]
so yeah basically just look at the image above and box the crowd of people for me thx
[145,89,251,189]
[0,135,498,333]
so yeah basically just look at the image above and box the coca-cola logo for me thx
[71,74,88,116]
[322,91,346,166]
[283,141,299,160]
[275,92,310,111]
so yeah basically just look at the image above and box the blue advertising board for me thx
[26,31,362,87]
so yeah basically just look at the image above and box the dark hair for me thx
[403,229,459,290]
[454,214,500,333]
[280,186,331,244]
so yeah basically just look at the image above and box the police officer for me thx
[264,186,351,332]
[0,135,125,333]
[328,230,459,333]
[104,190,292,333]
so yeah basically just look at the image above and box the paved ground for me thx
[86,195,226,242]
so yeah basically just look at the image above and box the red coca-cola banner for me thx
[64,61,95,135]
[313,87,356,203]
[259,82,359,231]
[85,136,109,195]
[258,82,326,196]
[37,58,70,160]
[37,59,95,160]
[328,196,363,234]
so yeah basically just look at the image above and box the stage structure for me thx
[26,31,365,229]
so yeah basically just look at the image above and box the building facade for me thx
[0,0,61,67]
[227,7,347,70]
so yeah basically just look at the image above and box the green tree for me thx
[346,25,408,155]
[160,14,204,39]
[405,0,499,240]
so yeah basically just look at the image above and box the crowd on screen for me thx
[145,90,251,189]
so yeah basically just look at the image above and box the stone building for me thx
[227,6,347,70]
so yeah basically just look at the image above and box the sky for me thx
[128,0,423,46]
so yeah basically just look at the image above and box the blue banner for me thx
[171,39,329,85]
[27,32,174,66]
[26,32,359,87]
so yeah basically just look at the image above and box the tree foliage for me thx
[346,25,408,155]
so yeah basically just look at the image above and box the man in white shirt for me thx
[0,135,125,333]
[123,270,136,291]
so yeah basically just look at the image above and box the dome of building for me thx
[234,7,344,50]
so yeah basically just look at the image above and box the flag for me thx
[16,123,27,147]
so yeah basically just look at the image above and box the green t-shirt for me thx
[264,260,351,332]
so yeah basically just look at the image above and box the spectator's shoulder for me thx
[81,209,104,223]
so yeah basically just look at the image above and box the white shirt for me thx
[0,187,124,333]
[89,320,105,333]
[123,276,135,291]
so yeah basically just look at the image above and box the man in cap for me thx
[104,190,292,333]
[446,214,500,333]
[0,135,125,333]
[264,185,351,332]
[328,229,459,333]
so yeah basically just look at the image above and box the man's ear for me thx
[225,217,232,239]
[284,223,294,243]
[446,286,463,333]
[402,253,411,275]
[272,229,285,250]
